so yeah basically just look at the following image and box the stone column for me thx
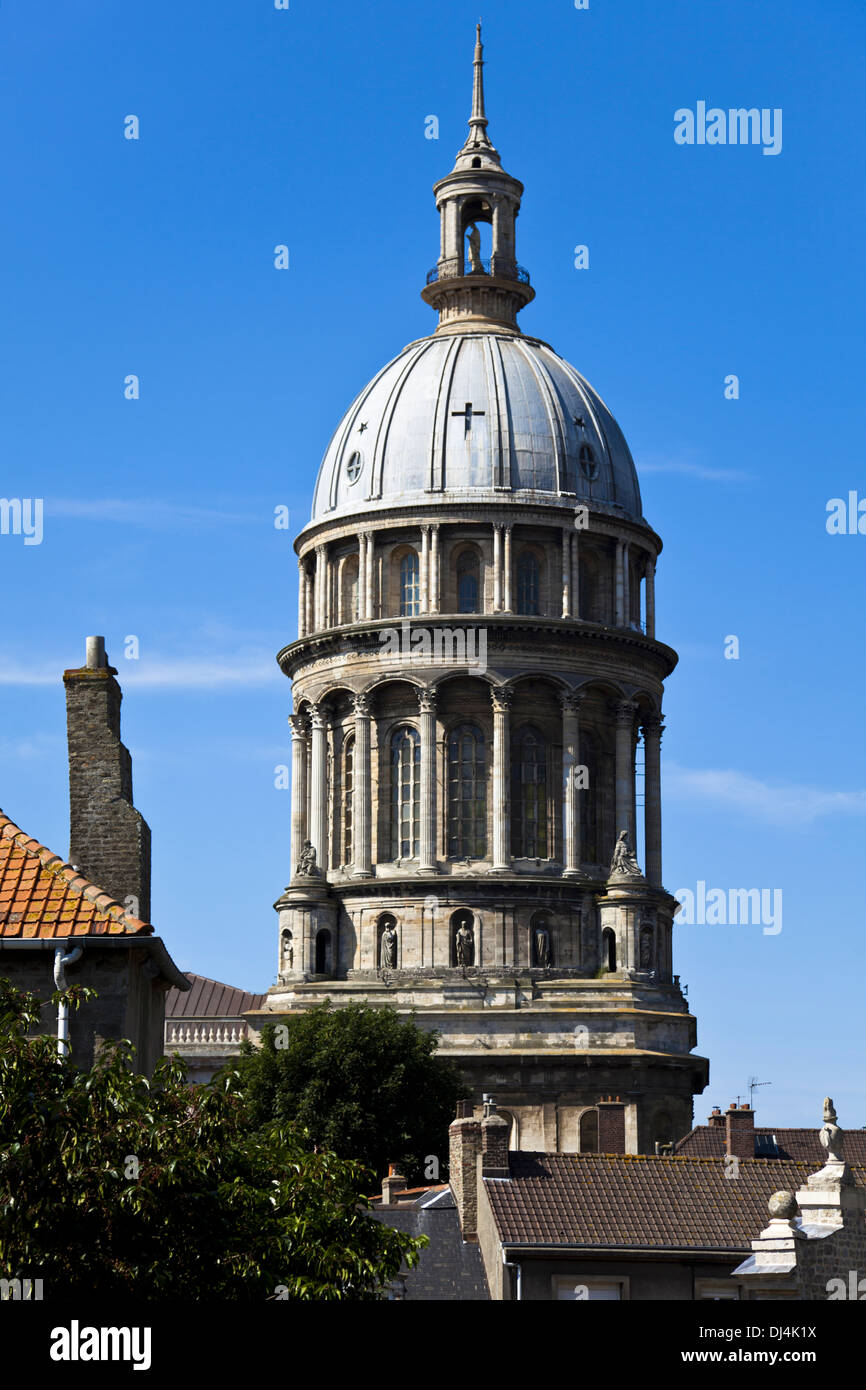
[622,542,630,628]
[352,694,372,877]
[305,561,314,635]
[614,700,637,847]
[614,541,624,627]
[561,530,571,617]
[560,692,584,876]
[297,561,307,638]
[571,530,580,619]
[493,525,502,611]
[365,532,375,620]
[309,704,329,872]
[289,714,308,877]
[642,717,664,887]
[646,557,656,638]
[314,545,327,631]
[418,688,438,873]
[489,689,512,872]
[503,525,513,613]
[430,525,440,613]
[420,526,430,614]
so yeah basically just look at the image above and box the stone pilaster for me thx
[560,691,584,876]
[614,700,637,847]
[352,694,372,877]
[309,704,329,872]
[418,688,438,873]
[489,688,512,872]
[642,716,664,887]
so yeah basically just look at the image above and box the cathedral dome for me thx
[310,329,643,525]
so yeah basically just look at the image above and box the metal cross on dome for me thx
[452,401,485,435]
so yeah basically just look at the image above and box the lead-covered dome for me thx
[310,330,643,525]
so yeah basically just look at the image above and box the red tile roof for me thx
[0,810,152,938]
[165,973,265,1018]
[484,1152,866,1251]
[675,1125,866,1164]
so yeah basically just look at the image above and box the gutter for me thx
[0,934,190,991]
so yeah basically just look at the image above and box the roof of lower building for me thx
[373,1185,490,1300]
[484,1152,866,1252]
[675,1125,866,1164]
[0,809,152,938]
[165,972,266,1018]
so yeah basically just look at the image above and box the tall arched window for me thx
[447,724,487,857]
[343,736,355,865]
[457,551,480,613]
[390,726,420,858]
[399,551,420,617]
[579,1109,599,1153]
[511,726,548,857]
[516,552,540,615]
[602,928,616,971]
[341,556,360,624]
[315,929,332,976]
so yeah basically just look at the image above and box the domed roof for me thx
[310,331,643,525]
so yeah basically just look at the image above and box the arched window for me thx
[579,1109,599,1153]
[343,736,354,865]
[447,724,487,857]
[511,726,548,858]
[399,551,420,617]
[390,726,420,858]
[315,928,331,976]
[457,551,480,613]
[602,928,616,972]
[516,552,540,615]
[342,556,360,624]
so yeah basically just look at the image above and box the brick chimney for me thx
[598,1095,626,1153]
[707,1106,725,1129]
[381,1164,407,1204]
[449,1100,481,1239]
[726,1103,755,1161]
[63,637,151,920]
[481,1097,510,1177]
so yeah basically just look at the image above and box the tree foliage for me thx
[228,1003,463,1183]
[0,979,422,1300]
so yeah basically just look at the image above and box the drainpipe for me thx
[54,944,83,1057]
[503,1250,522,1301]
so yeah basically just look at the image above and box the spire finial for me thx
[463,20,495,156]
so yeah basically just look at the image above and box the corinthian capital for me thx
[490,687,513,714]
[417,687,438,715]
[353,692,371,719]
[614,699,638,727]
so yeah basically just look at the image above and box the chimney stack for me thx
[726,1103,755,1161]
[707,1106,725,1128]
[481,1097,510,1177]
[381,1164,407,1204]
[449,1101,481,1239]
[63,636,151,920]
[598,1095,627,1153]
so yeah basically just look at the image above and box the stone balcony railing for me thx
[165,1019,249,1049]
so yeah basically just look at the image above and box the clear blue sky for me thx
[2,0,864,1128]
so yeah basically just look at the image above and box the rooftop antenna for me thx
[747,1076,772,1109]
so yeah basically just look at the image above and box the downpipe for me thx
[54,944,83,1057]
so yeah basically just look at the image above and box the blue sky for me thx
[1,0,864,1128]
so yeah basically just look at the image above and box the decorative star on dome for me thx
[572,414,586,429]
[358,422,368,433]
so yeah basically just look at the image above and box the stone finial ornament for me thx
[819,1097,844,1163]
[767,1190,797,1221]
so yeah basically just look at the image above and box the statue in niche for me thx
[296,841,319,877]
[466,222,484,274]
[455,918,474,968]
[281,929,294,972]
[639,928,654,970]
[380,921,398,971]
[533,921,551,969]
[610,829,642,878]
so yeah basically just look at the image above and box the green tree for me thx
[0,978,422,1300]
[228,1003,463,1184]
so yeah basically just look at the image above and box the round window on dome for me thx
[579,443,599,481]
[346,451,364,485]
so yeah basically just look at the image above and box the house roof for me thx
[675,1125,866,1165]
[373,1186,490,1300]
[484,1152,866,1252]
[0,809,152,938]
[165,973,266,1018]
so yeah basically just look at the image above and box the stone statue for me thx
[380,922,398,971]
[534,922,551,968]
[455,920,474,967]
[610,829,642,878]
[281,929,293,971]
[639,929,653,969]
[296,840,319,877]
[466,223,483,274]
[819,1097,844,1163]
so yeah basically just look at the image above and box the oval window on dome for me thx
[346,451,363,485]
[579,443,599,481]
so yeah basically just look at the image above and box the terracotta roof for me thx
[0,809,152,938]
[165,973,266,1018]
[675,1126,866,1164]
[484,1152,866,1251]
